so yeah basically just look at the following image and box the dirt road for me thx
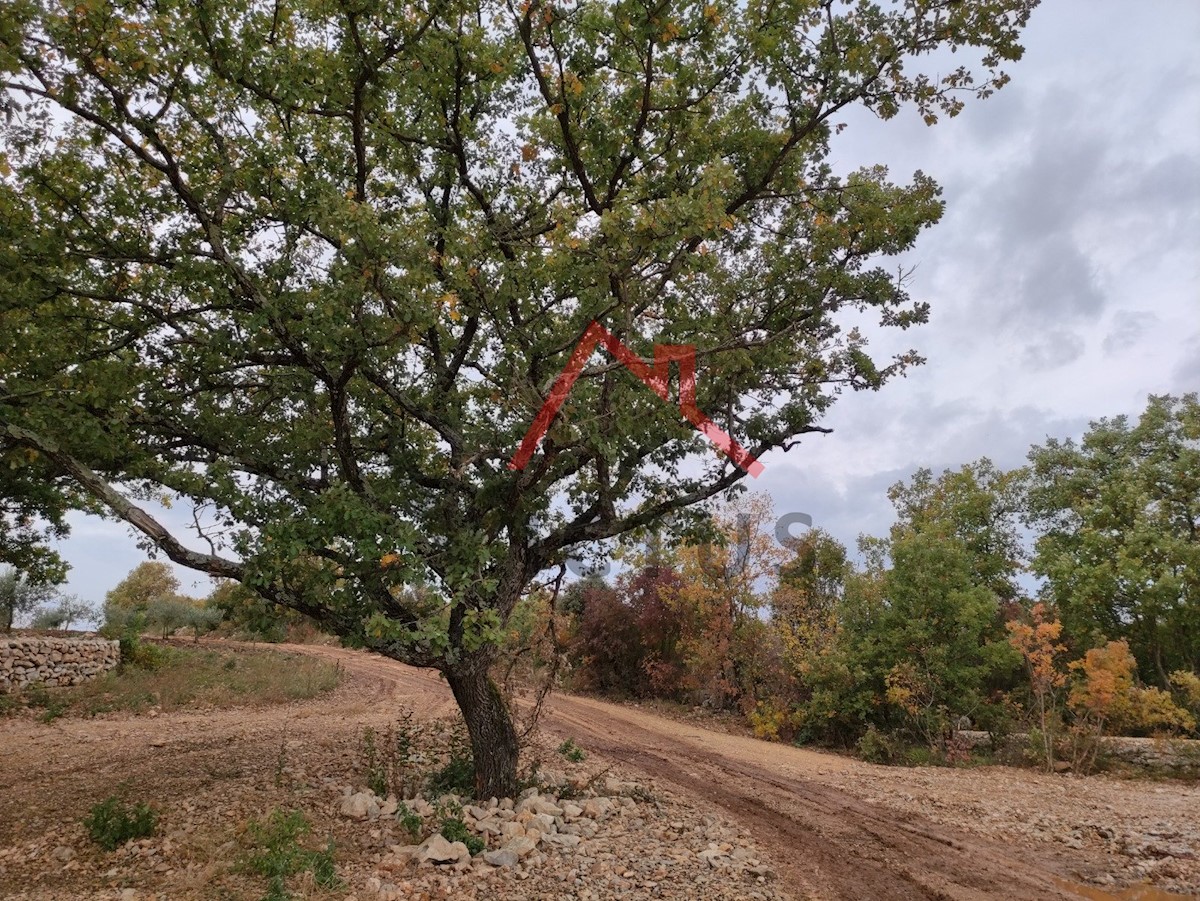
[2,641,1195,901]
[287,643,1194,901]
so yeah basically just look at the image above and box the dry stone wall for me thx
[0,636,119,692]
[959,729,1200,773]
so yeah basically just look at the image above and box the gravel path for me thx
[0,641,1196,900]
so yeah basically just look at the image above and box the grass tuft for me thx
[84,797,157,850]
[242,808,340,901]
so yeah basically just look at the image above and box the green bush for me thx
[557,738,586,762]
[428,753,475,797]
[395,802,423,842]
[361,727,390,798]
[439,817,484,856]
[856,726,900,765]
[101,604,146,641]
[119,636,175,672]
[243,808,340,901]
[84,797,157,850]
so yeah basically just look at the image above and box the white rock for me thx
[531,799,564,817]
[474,817,503,835]
[341,792,381,821]
[499,821,526,840]
[483,848,520,868]
[416,833,467,865]
[526,813,557,834]
[504,834,540,858]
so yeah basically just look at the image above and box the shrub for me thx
[84,797,156,850]
[438,816,484,856]
[242,808,340,901]
[1070,641,1195,738]
[395,802,423,842]
[747,699,801,743]
[101,603,147,640]
[1169,670,1200,727]
[361,727,389,798]
[118,635,175,672]
[1121,686,1196,736]
[557,739,586,762]
[425,717,476,797]
[428,753,475,798]
[856,726,900,765]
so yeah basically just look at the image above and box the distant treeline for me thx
[506,393,1199,769]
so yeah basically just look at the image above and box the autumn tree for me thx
[772,528,850,660]
[674,494,785,708]
[0,0,1038,795]
[1006,601,1066,770]
[1026,394,1200,685]
[104,561,181,613]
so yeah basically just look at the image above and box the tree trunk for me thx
[445,659,520,799]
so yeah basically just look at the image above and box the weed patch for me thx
[84,797,157,850]
[557,738,586,762]
[241,808,340,901]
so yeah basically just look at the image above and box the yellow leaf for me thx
[439,292,460,321]
[380,553,401,569]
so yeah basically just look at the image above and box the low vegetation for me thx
[83,797,157,851]
[240,808,340,901]
[498,395,1200,773]
[2,642,341,719]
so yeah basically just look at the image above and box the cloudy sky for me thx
[43,0,1200,611]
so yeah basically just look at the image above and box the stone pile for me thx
[0,636,120,692]
[340,777,788,901]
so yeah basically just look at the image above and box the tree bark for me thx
[445,658,520,799]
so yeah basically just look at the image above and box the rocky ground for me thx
[0,654,791,901]
[808,763,1200,897]
[338,771,788,901]
[0,641,1197,900]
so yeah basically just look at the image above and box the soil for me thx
[1,641,1196,900]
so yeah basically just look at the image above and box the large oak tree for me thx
[0,0,1036,795]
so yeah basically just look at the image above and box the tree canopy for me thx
[104,560,181,611]
[1026,393,1200,684]
[0,564,58,631]
[0,0,1037,794]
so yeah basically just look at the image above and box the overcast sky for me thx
[44,0,1200,613]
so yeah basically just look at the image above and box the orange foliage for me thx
[1007,603,1067,769]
